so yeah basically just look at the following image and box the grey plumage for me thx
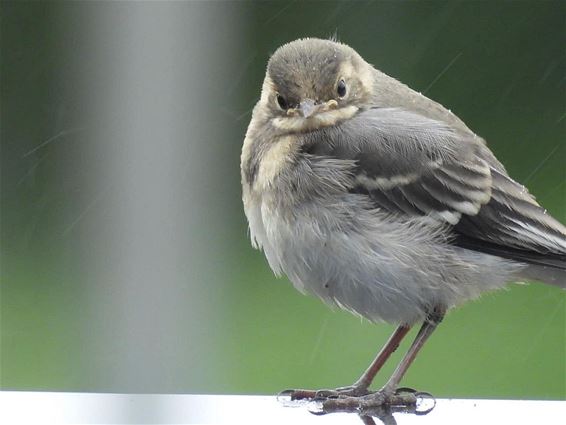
[302,107,566,266]
[241,38,566,327]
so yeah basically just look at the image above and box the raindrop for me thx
[306,399,326,415]
[414,392,436,415]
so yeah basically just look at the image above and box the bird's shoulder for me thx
[300,106,566,261]
[300,107,491,223]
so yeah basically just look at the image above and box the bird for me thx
[240,38,566,409]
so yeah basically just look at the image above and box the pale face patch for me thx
[272,105,358,133]
[338,59,374,102]
[260,75,276,106]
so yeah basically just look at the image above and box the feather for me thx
[301,107,566,269]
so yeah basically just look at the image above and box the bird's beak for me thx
[299,99,319,118]
[295,99,339,118]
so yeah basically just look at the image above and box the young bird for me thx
[240,38,566,408]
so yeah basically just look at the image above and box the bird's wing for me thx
[302,107,566,267]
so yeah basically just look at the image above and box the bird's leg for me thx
[282,324,411,401]
[317,324,412,398]
[380,309,444,398]
[322,308,445,411]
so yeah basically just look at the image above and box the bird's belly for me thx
[250,196,520,325]
[254,198,438,324]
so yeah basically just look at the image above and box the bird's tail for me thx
[518,264,566,289]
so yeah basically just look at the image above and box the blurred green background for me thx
[1,1,565,400]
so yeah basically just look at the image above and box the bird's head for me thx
[258,38,375,133]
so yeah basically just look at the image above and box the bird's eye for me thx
[337,79,347,97]
[276,93,288,110]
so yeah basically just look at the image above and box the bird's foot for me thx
[278,384,370,402]
[278,386,435,417]
[321,387,416,411]
[320,387,435,416]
